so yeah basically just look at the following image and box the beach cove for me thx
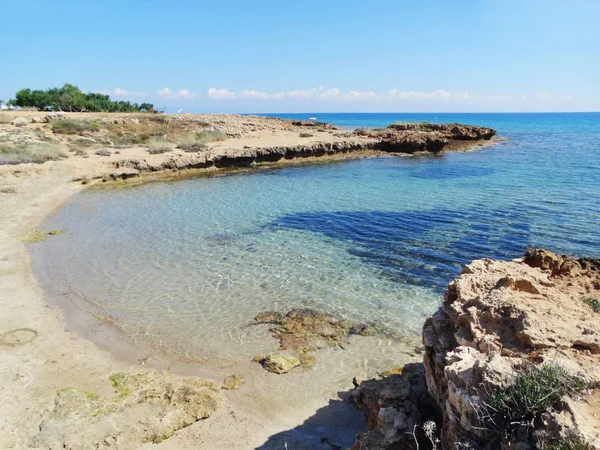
[1,112,599,448]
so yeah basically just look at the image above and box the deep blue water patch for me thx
[270,207,531,291]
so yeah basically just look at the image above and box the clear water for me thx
[38,113,600,367]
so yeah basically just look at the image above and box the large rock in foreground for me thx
[352,250,600,449]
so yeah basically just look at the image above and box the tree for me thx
[8,83,154,113]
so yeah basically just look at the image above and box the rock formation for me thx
[360,122,497,153]
[254,308,376,371]
[33,370,223,448]
[352,250,600,449]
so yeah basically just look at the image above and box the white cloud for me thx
[95,88,148,97]
[157,87,197,99]
[207,86,495,102]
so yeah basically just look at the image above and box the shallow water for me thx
[37,113,600,370]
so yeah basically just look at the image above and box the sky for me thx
[1,0,599,113]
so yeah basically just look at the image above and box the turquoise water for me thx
[38,113,600,364]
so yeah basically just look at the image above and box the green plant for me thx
[196,130,226,143]
[146,137,173,154]
[477,364,587,446]
[547,439,589,450]
[582,297,600,313]
[176,134,208,152]
[51,119,94,134]
[0,143,68,165]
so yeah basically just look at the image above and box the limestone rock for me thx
[12,117,28,127]
[352,249,600,450]
[222,374,244,390]
[32,370,221,448]
[261,354,300,374]
[351,363,435,450]
[423,249,600,449]
[44,112,67,122]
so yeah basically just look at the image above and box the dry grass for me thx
[196,130,227,143]
[176,134,208,152]
[51,119,99,135]
[0,114,14,124]
[146,137,173,154]
[0,143,68,165]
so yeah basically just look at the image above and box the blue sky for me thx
[1,0,599,113]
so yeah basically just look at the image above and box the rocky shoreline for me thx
[1,111,499,184]
[351,249,600,449]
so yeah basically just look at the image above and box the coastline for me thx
[0,113,500,448]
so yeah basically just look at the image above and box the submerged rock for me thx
[261,353,301,374]
[254,308,380,370]
[221,374,245,390]
[255,308,375,354]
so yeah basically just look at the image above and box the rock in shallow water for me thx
[261,353,301,374]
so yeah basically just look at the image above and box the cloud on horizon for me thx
[207,86,565,105]
[96,87,198,100]
[157,88,198,99]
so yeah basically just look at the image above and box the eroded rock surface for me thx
[352,249,600,449]
[32,370,222,448]
[360,122,497,153]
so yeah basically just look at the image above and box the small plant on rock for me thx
[476,363,587,447]
[582,297,600,313]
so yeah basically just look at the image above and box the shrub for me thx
[196,130,226,143]
[477,364,587,446]
[299,133,313,138]
[583,297,600,313]
[0,143,68,164]
[176,134,208,152]
[546,439,589,450]
[74,149,87,156]
[95,149,111,157]
[108,131,148,148]
[51,119,95,134]
[146,137,173,154]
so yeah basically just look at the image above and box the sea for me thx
[35,112,600,371]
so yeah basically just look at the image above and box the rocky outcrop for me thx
[387,123,496,141]
[352,250,600,449]
[111,140,379,177]
[359,122,497,153]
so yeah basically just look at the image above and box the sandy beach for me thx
[0,112,404,449]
